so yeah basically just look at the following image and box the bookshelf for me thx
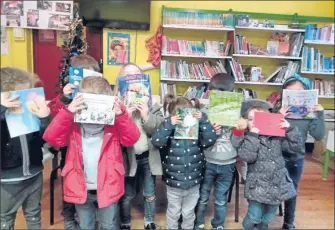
[300,71,334,76]
[161,53,232,59]
[233,54,302,60]
[304,40,335,46]
[163,24,235,31]
[235,25,305,33]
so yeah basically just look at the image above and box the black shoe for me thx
[145,223,158,229]
[121,225,131,229]
[64,219,79,230]
[282,223,295,229]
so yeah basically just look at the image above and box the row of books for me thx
[160,60,227,80]
[305,24,334,43]
[310,79,335,96]
[162,37,232,57]
[184,85,209,99]
[162,10,234,27]
[301,47,335,73]
[160,83,177,97]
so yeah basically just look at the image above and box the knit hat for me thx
[240,99,273,118]
[282,73,311,90]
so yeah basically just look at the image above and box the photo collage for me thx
[1,1,73,31]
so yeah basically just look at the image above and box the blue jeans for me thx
[119,157,156,226]
[75,191,118,229]
[284,158,304,227]
[195,162,235,228]
[242,200,279,230]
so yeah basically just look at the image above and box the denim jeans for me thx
[242,200,279,230]
[195,162,235,228]
[74,191,118,229]
[284,157,304,227]
[119,157,156,226]
[0,172,43,230]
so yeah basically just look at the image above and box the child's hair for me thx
[168,96,193,116]
[0,67,40,92]
[163,94,174,116]
[80,76,113,95]
[208,73,235,92]
[245,106,268,119]
[190,98,200,109]
[114,63,143,96]
[70,54,100,72]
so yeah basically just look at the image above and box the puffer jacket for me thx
[151,113,217,190]
[231,125,303,205]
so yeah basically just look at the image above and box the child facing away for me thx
[195,73,240,230]
[231,99,303,230]
[272,74,325,229]
[116,63,164,230]
[1,67,52,230]
[43,76,141,230]
[151,96,218,230]
[47,54,101,230]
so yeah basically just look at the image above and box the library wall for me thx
[102,1,334,108]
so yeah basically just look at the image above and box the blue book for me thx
[5,87,45,138]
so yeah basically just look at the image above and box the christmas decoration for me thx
[57,18,88,90]
[145,26,162,67]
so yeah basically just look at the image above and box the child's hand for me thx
[136,101,149,121]
[279,105,291,117]
[313,104,324,112]
[171,115,181,125]
[250,127,259,134]
[279,119,290,129]
[127,105,136,114]
[68,95,86,113]
[0,92,21,108]
[192,111,202,120]
[114,98,123,116]
[212,122,222,135]
[29,95,50,118]
[63,83,76,97]
[236,118,248,130]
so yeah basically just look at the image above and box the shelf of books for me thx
[160,6,334,104]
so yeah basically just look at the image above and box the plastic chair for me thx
[322,130,334,180]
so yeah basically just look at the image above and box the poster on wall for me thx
[0,1,73,31]
[107,32,130,66]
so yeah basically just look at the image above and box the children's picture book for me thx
[254,112,285,137]
[69,67,102,99]
[174,108,199,140]
[208,90,244,127]
[282,89,318,119]
[74,93,115,125]
[5,87,45,138]
[117,74,152,107]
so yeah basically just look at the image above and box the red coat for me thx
[43,106,140,208]
[48,94,67,116]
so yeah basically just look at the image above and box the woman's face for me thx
[285,81,305,90]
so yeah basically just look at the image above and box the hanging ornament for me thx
[145,26,162,67]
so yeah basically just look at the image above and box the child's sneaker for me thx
[215,226,224,230]
[145,223,158,229]
[120,225,131,229]
[64,219,79,230]
[282,223,295,229]
[195,224,205,230]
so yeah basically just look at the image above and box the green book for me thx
[174,108,199,140]
[208,90,243,127]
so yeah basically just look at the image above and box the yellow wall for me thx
[103,1,334,108]
[0,28,34,72]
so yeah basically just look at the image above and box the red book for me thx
[254,112,285,137]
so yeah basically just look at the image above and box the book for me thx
[117,74,152,107]
[5,87,45,138]
[282,89,318,119]
[69,67,102,98]
[254,112,285,137]
[74,93,115,125]
[305,23,334,43]
[174,108,199,140]
[301,46,334,73]
[208,90,244,127]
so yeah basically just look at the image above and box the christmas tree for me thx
[57,18,88,92]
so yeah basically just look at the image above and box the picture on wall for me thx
[6,15,20,27]
[56,2,71,13]
[48,14,70,30]
[37,1,52,11]
[1,1,23,16]
[107,32,130,65]
[27,10,39,27]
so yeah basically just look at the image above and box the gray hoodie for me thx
[201,106,241,165]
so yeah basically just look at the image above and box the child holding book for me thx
[116,63,164,230]
[151,96,217,230]
[1,67,52,230]
[272,74,326,229]
[43,76,140,230]
[231,99,303,230]
[195,73,241,230]
[47,54,101,230]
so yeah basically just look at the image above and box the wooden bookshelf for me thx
[161,53,232,59]
[233,54,302,60]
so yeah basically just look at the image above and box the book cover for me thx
[208,90,244,127]
[174,108,199,140]
[74,93,115,125]
[282,89,318,119]
[5,87,45,138]
[254,112,285,137]
[69,67,102,99]
[118,74,152,107]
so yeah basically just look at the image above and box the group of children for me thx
[0,54,325,230]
